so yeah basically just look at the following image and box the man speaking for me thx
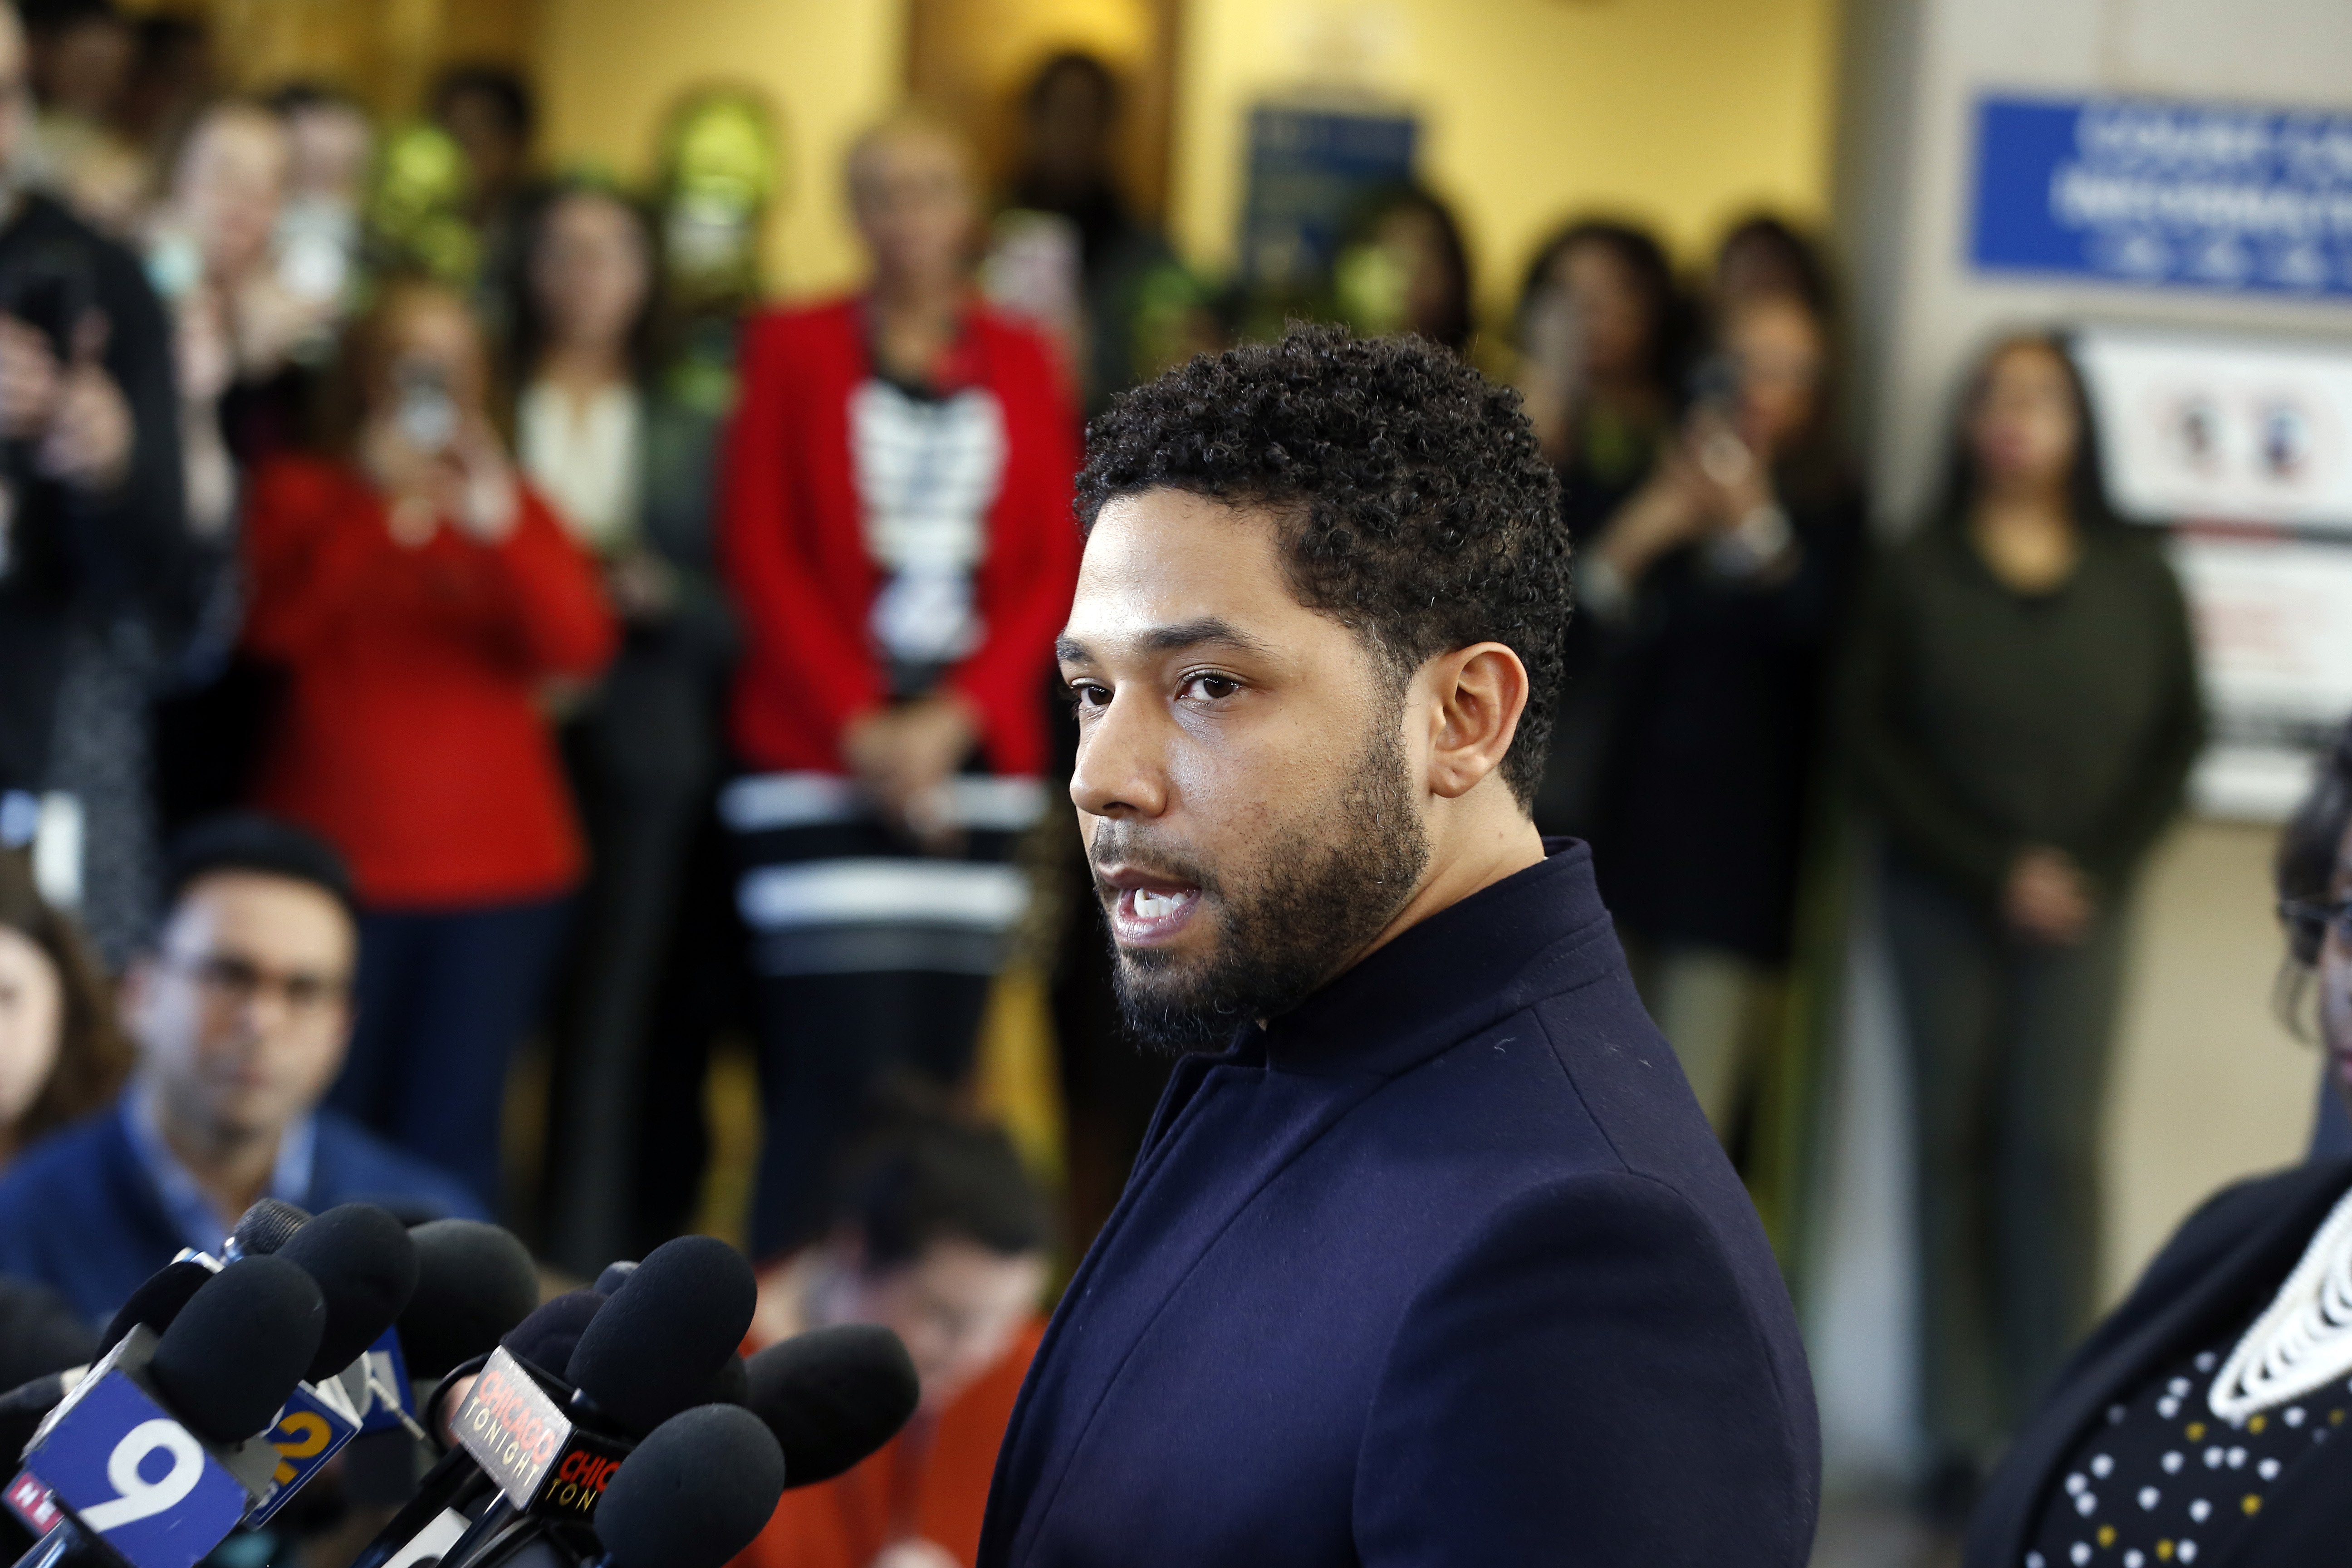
[980,328,1818,1566]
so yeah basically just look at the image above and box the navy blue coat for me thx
[980,843,1819,1566]
[0,1101,487,1325]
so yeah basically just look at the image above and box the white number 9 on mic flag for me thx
[78,1422,205,1532]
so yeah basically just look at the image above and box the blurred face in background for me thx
[126,873,354,1145]
[848,1235,1044,1412]
[0,926,61,1134]
[1725,295,1824,457]
[284,99,373,206]
[439,87,527,205]
[1023,61,1115,199]
[1969,340,2080,503]
[530,190,651,363]
[176,105,289,282]
[849,123,976,296]
[1548,239,1655,389]
[30,13,128,121]
[366,284,490,426]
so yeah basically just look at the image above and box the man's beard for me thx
[1092,717,1431,1055]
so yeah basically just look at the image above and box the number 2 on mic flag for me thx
[18,1372,247,1568]
[243,1383,359,1526]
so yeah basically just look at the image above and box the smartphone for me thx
[393,359,458,454]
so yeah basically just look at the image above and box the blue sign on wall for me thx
[1240,106,1417,288]
[1971,93,2352,300]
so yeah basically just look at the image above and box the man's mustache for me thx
[1086,825,1217,897]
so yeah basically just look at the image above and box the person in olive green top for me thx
[1842,332,2204,1518]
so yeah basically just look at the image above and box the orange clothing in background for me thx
[736,1319,1045,1568]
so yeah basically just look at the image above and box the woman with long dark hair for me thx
[1843,331,2205,1509]
[1333,183,1475,358]
[1512,219,1690,840]
[507,180,733,1274]
[0,852,129,1168]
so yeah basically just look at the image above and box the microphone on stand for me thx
[6,1258,326,1568]
[743,1324,920,1488]
[590,1405,785,1568]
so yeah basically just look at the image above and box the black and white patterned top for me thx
[2023,1333,2347,1568]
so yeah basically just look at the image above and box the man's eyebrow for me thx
[1058,618,1274,666]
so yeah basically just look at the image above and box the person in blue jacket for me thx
[982,326,1819,1567]
[0,813,485,1324]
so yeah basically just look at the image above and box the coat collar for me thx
[1239,838,1621,1079]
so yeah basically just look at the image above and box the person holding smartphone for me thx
[1578,275,1866,1135]
[237,275,616,1215]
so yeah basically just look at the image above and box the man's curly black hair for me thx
[1076,324,1570,806]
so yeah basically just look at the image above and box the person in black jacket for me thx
[1967,717,2352,1568]
[1583,282,1865,1132]
[0,0,186,965]
[504,181,731,1275]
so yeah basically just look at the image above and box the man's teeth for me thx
[1133,888,1193,919]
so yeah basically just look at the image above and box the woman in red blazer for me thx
[720,110,1079,1258]
[242,277,615,1211]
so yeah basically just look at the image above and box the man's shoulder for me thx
[0,1105,132,1216]
[310,1110,490,1224]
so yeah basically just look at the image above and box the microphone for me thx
[588,1263,634,1298]
[399,1222,541,1382]
[93,1265,211,1362]
[223,1200,311,1261]
[147,1258,326,1447]
[9,1259,325,1568]
[415,1238,759,1568]
[303,1215,544,1516]
[280,1205,419,1384]
[563,1237,754,1438]
[91,1195,317,1364]
[235,1206,423,1525]
[357,1237,753,1568]
[744,1325,920,1488]
[504,1293,605,1380]
[592,1405,784,1568]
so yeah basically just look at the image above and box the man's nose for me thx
[1069,690,1168,821]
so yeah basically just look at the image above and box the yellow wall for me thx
[533,0,1840,309]
[1168,0,1841,313]
[534,0,905,299]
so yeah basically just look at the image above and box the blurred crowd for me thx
[0,0,2228,1560]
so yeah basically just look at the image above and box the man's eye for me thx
[1180,674,1240,702]
[1068,681,1109,713]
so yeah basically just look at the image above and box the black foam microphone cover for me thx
[227,1198,312,1259]
[149,1256,325,1444]
[0,1278,97,1388]
[745,1324,920,1487]
[564,1235,755,1437]
[593,1405,785,1568]
[399,1219,540,1378]
[501,1289,604,1377]
[97,1259,214,1357]
[278,1203,420,1380]
[592,1260,636,1297]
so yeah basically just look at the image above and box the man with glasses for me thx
[0,813,485,1323]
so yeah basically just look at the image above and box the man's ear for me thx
[1421,642,1529,800]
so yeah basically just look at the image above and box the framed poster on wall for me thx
[2075,326,2352,818]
